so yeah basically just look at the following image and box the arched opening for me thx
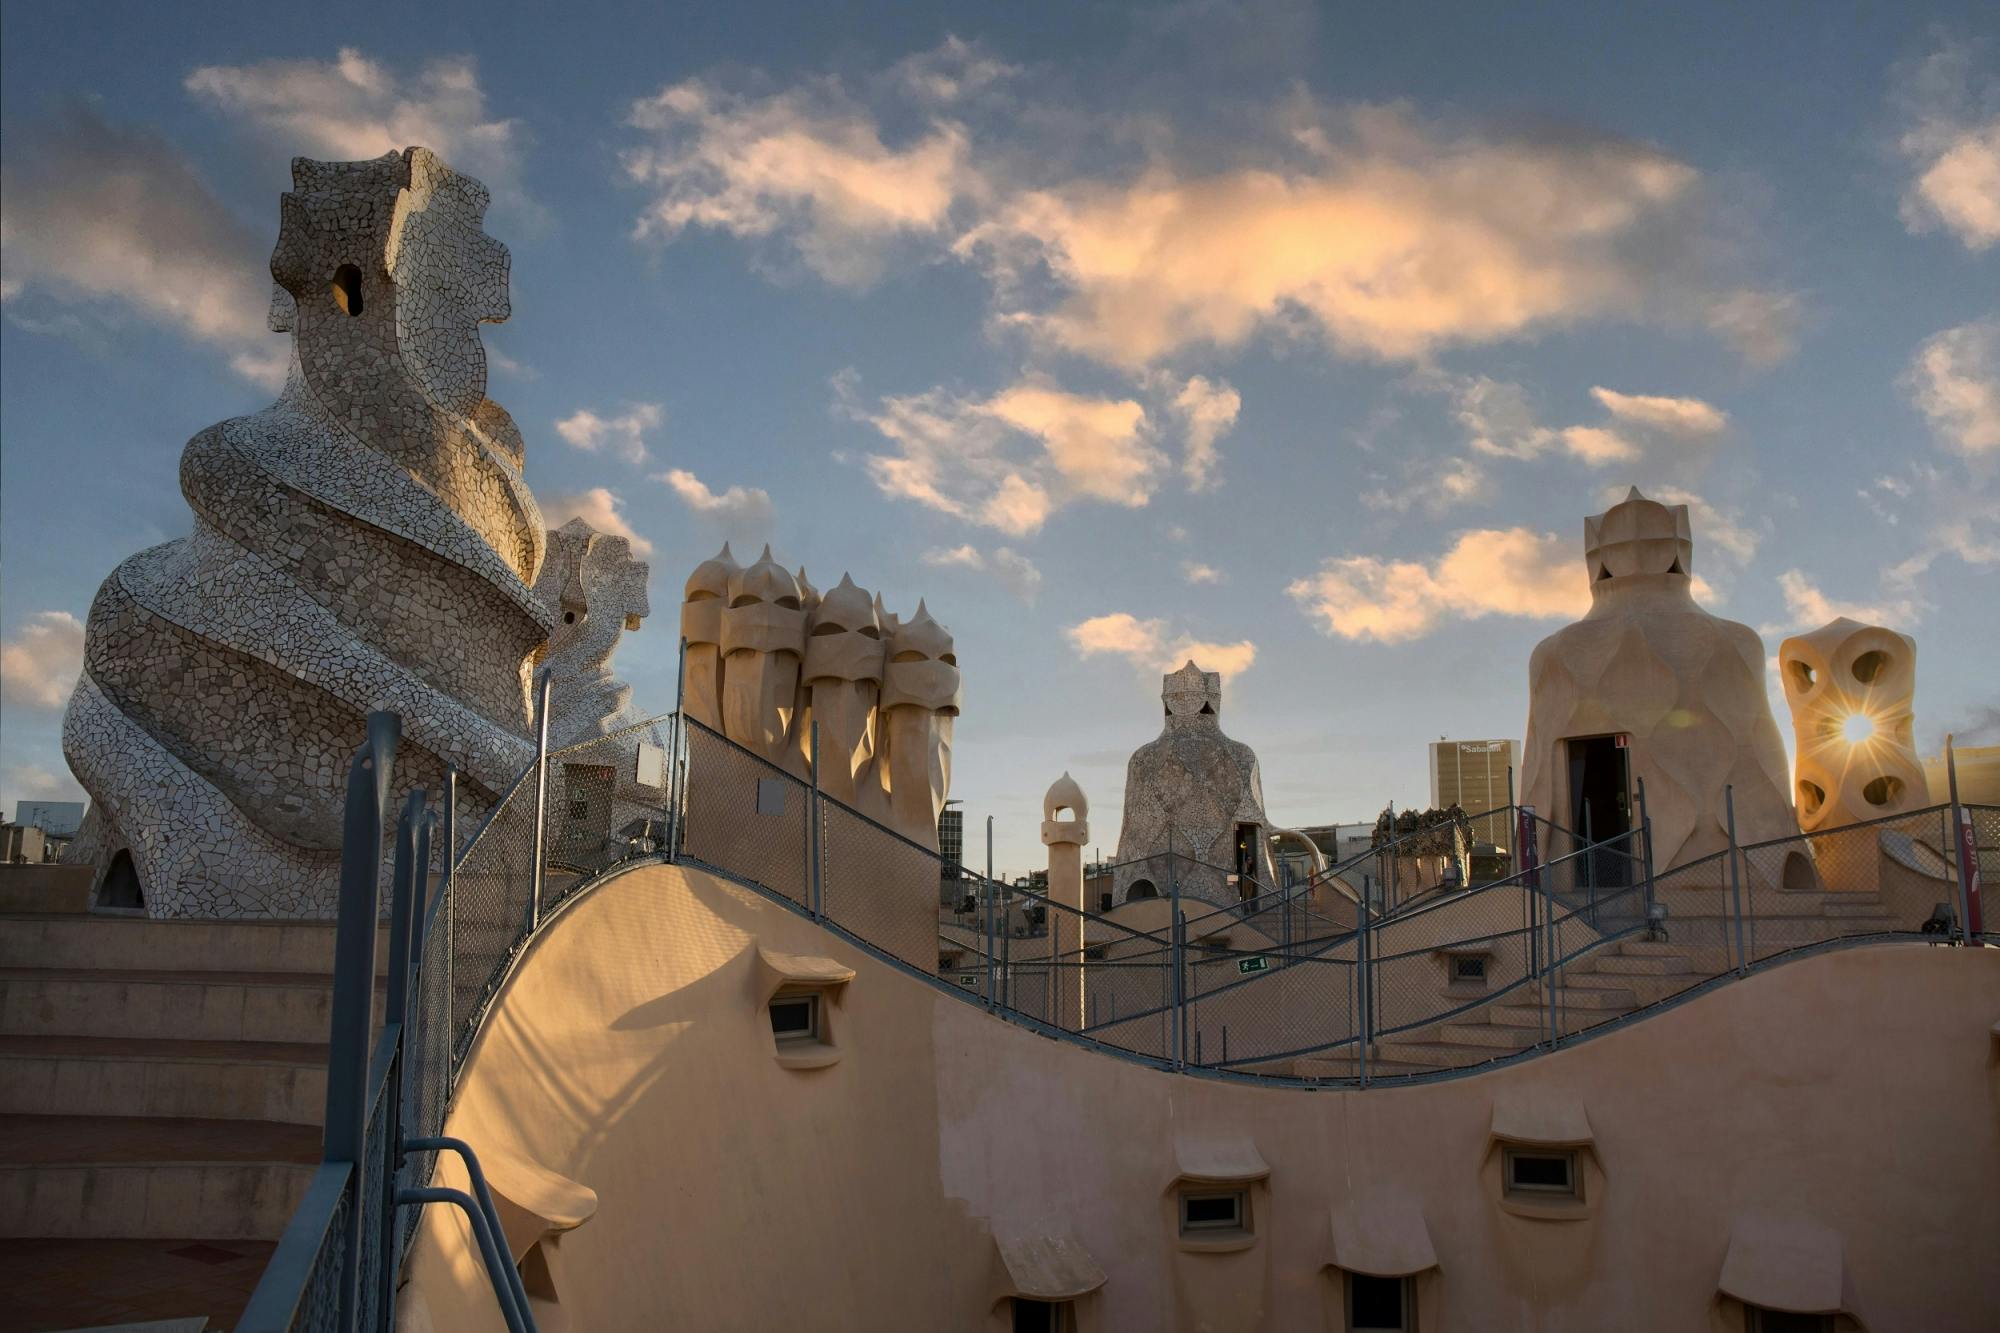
[1786,659,1816,692]
[1862,775,1902,807]
[330,264,364,316]
[98,848,144,910]
[1797,779,1825,817]
[1125,879,1158,902]
[1782,850,1818,894]
[1850,649,1889,684]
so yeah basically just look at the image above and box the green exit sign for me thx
[1237,956,1270,975]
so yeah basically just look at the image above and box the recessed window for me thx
[1744,1307,1832,1333]
[1347,1272,1415,1331]
[1451,955,1487,983]
[1011,1298,1072,1333]
[1503,1147,1579,1201]
[1178,1188,1247,1236]
[769,993,819,1044]
[330,263,364,315]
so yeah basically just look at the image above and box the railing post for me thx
[325,711,398,1331]
[668,637,687,862]
[1168,835,1184,1070]
[807,721,822,920]
[529,670,551,934]
[985,816,997,1011]
[1357,877,1371,1089]
[1726,784,1747,976]
[379,787,426,1323]
[1635,776,1655,926]
[1945,733,1979,943]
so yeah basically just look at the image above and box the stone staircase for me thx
[0,891,378,1327]
[1293,889,1897,1078]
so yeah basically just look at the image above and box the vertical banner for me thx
[1957,808,1985,935]
[1517,805,1540,891]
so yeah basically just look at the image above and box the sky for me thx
[2,0,1996,878]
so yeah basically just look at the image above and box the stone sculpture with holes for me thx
[61,148,549,916]
[679,547,960,851]
[532,517,653,746]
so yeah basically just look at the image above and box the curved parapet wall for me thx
[403,862,1998,1332]
[62,148,548,917]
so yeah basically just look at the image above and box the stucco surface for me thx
[403,862,2000,1332]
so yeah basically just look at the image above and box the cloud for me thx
[1451,377,1637,467]
[555,403,662,464]
[1287,527,1585,643]
[654,467,776,530]
[1905,318,2000,455]
[957,101,1731,367]
[622,55,976,287]
[1891,38,2000,251]
[836,372,1161,534]
[1,764,86,804]
[1589,386,1728,436]
[1704,289,1800,367]
[0,611,86,711]
[1557,425,1640,465]
[1182,561,1226,585]
[1066,612,1256,680]
[922,544,985,568]
[1769,570,1917,634]
[0,105,287,387]
[919,543,1042,603]
[625,50,1786,369]
[1361,456,1489,516]
[1168,375,1242,490]
[185,47,540,230]
[539,488,654,557]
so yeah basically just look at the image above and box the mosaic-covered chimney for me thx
[62,148,550,916]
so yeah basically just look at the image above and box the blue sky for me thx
[2,1,1995,876]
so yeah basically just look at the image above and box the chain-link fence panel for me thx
[817,794,944,972]
[680,718,810,909]
[1737,805,1957,965]
[543,715,675,905]
[447,768,541,1061]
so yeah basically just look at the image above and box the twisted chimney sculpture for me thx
[680,547,959,850]
[63,149,549,916]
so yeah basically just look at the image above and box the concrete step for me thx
[0,1115,318,1240]
[0,967,381,1045]
[0,913,387,975]
[0,1036,327,1125]
[1617,940,1686,957]
[1592,954,1691,976]
[1526,982,1638,1009]
[1437,1021,1541,1049]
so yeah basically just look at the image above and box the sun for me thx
[1840,713,1876,745]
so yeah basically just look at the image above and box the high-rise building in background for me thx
[1429,739,1519,848]
[938,803,964,904]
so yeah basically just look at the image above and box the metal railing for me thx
[241,678,681,1332]
[242,678,1994,1328]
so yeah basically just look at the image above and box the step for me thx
[1436,1021,1542,1049]
[0,914,386,974]
[1527,983,1638,1009]
[0,968,380,1045]
[1617,940,1687,958]
[4,1238,275,1333]
[0,1115,318,1240]
[0,1036,327,1124]
[1592,954,1691,976]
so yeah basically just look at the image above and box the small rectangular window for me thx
[1347,1271,1414,1331]
[1745,1308,1833,1333]
[769,993,819,1044]
[1503,1146,1578,1200]
[1451,955,1487,982]
[1178,1188,1247,1235]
